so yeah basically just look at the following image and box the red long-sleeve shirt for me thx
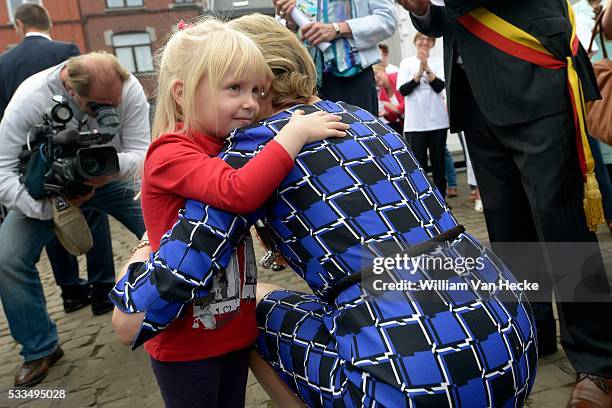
[141,127,293,361]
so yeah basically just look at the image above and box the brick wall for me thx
[0,0,85,52]
[80,0,203,97]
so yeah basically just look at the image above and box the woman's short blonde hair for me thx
[413,32,436,46]
[152,17,272,139]
[228,14,317,109]
[66,52,130,97]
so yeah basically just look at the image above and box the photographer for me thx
[0,52,148,387]
[0,2,117,319]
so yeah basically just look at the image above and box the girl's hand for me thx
[274,110,349,158]
[288,110,349,144]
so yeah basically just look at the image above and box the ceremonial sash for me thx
[457,1,604,231]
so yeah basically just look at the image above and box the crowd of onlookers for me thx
[375,39,483,211]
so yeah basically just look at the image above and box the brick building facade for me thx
[0,0,86,52]
[1,0,204,98]
[78,0,203,97]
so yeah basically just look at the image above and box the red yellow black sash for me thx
[456,1,604,231]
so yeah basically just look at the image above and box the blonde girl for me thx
[112,17,347,408]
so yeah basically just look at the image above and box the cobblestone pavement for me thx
[1,172,611,408]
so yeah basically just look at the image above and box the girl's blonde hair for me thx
[152,17,272,139]
[228,14,317,109]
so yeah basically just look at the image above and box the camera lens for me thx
[81,157,107,176]
[77,146,119,180]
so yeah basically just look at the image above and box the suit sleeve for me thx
[443,0,511,14]
[66,43,80,58]
[410,5,447,38]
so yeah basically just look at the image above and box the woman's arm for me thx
[425,58,445,93]
[428,73,445,93]
[273,0,396,49]
[399,80,420,96]
[109,202,259,348]
[344,0,398,50]
[111,237,149,345]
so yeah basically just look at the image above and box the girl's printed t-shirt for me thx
[140,127,293,361]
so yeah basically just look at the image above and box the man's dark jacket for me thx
[0,35,79,119]
[411,0,600,131]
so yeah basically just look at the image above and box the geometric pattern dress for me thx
[110,100,537,407]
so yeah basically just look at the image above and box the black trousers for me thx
[319,66,378,116]
[461,82,612,376]
[150,346,251,408]
[407,129,448,199]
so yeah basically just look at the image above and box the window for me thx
[106,0,144,8]
[174,0,195,3]
[113,32,154,74]
[7,0,42,23]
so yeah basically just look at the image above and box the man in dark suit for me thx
[0,3,116,317]
[400,0,612,406]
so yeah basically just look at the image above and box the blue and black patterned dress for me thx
[111,101,537,407]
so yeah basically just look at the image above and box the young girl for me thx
[114,18,348,408]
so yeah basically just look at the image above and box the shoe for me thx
[91,283,114,316]
[468,190,477,202]
[60,281,90,313]
[14,347,64,387]
[446,187,458,198]
[567,374,612,407]
[271,262,286,271]
[474,199,483,212]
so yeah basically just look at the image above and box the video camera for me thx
[19,95,120,198]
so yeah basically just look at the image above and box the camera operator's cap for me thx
[52,197,93,256]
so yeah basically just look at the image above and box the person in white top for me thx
[397,32,449,197]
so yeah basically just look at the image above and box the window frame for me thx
[112,31,154,74]
[105,0,144,9]
[6,0,43,24]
